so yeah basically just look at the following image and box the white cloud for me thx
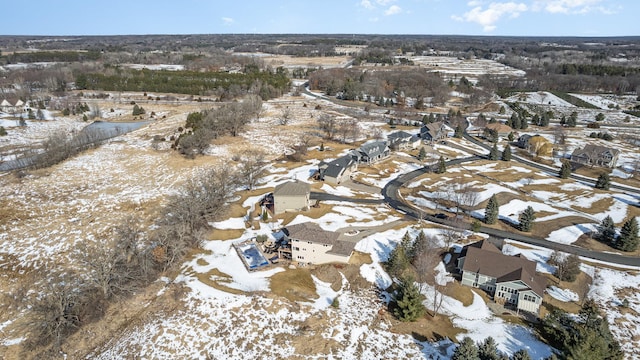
[360,0,375,10]
[532,0,612,14]
[376,0,397,5]
[467,0,483,6]
[222,17,234,25]
[384,4,403,15]
[453,2,528,32]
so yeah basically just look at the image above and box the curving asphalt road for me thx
[381,162,640,267]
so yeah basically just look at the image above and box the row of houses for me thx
[0,98,26,113]
[318,123,451,185]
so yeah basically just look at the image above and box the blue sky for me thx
[2,0,637,37]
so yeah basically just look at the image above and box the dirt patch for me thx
[390,312,464,343]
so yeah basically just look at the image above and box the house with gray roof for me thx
[571,144,620,168]
[273,180,311,214]
[387,131,421,150]
[284,222,354,264]
[318,152,358,185]
[355,141,390,165]
[419,121,448,142]
[456,240,546,314]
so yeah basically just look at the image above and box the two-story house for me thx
[457,240,546,314]
[284,222,354,264]
[571,144,620,168]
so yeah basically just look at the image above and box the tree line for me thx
[75,66,290,99]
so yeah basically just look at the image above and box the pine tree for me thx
[410,230,427,263]
[452,337,479,360]
[478,337,500,360]
[485,195,499,225]
[417,147,426,161]
[595,173,610,190]
[454,124,464,138]
[617,217,639,252]
[559,160,572,179]
[386,242,409,277]
[507,131,515,142]
[511,349,532,360]
[319,142,324,151]
[489,143,499,160]
[520,116,528,130]
[518,206,536,232]
[401,231,414,259]
[393,276,425,322]
[435,156,446,174]
[597,215,616,245]
[501,145,512,161]
[567,112,577,127]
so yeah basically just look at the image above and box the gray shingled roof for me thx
[572,144,620,157]
[322,154,357,178]
[358,141,388,158]
[285,222,341,246]
[388,130,413,142]
[274,180,310,197]
[461,241,545,298]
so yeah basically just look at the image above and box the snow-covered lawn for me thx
[547,286,579,302]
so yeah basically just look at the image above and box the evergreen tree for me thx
[489,143,499,160]
[0,126,6,136]
[478,337,500,360]
[507,131,515,142]
[410,231,427,263]
[452,337,479,360]
[485,195,499,225]
[393,276,425,322]
[511,349,531,360]
[417,147,426,161]
[401,231,414,260]
[595,173,610,190]
[559,160,572,179]
[435,156,446,174]
[596,215,616,245]
[520,116,528,130]
[617,217,639,252]
[567,112,577,127]
[454,124,464,138]
[501,145,512,161]
[386,242,409,277]
[518,206,536,232]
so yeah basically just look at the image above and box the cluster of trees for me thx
[386,231,447,321]
[488,144,512,161]
[559,112,578,127]
[9,167,242,354]
[308,68,450,107]
[596,216,639,252]
[316,114,360,143]
[452,336,536,360]
[132,104,146,116]
[549,251,581,282]
[61,102,90,116]
[1,50,102,63]
[588,132,614,141]
[177,95,262,157]
[541,299,623,359]
[75,66,290,99]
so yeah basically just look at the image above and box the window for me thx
[293,247,299,251]
[297,256,304,260]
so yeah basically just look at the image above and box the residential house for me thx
[273,180,311,215]
[485,123,512,138]
[387,131,420,151]
[355,141,390,165]
[571,144,620,168]
[456,240,546,314]
[284,222,354,264]
[318,153,358,185]
[1,98,25,113]
[419,121,448,142]
[517,134,552,156]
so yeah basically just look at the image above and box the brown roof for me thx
[485,123,512,134]
[285,222,341,246]
[497,267,547,298]
[461,241,545,297]
[274,180,310,197]
[459,239,501,258]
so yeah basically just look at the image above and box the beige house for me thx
[284,222,354,264]
[273,180,311,214]
[457,240,546,314]
[571,144,620,168]
[318,153,358,185]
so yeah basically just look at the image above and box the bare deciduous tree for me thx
[317,114,338,140]
[238,148,266,190]
[279,106,291,126]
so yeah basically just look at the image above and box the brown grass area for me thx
[530,216,595,238]
[575,234,640,257]
[540,272,592,317]
[270,268,318,302]
[208,228,246,241]
[390,312,464,343]
[349,251,373,265]
[446,282,475,307]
